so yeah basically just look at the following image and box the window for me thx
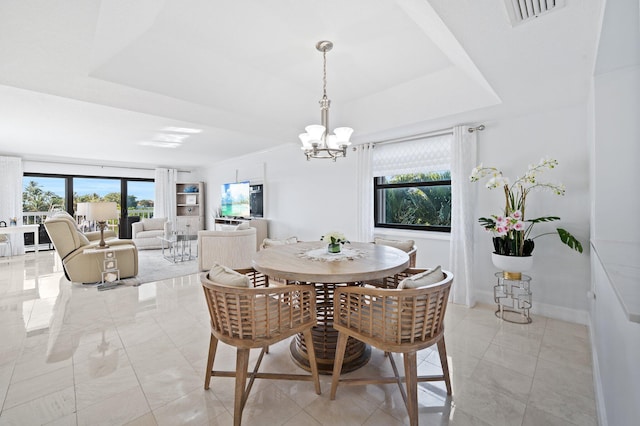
[22,173,154,240]
[373,133,452,232]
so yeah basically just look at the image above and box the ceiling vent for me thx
[504,0,566,26]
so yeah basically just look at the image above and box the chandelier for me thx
[299,41,353,161]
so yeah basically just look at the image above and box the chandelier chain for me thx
[322,49,328,99]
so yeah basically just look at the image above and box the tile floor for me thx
[0,252,598,425]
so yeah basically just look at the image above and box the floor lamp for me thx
[86,202,118,248]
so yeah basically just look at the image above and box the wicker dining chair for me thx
[330,268,453,426]
[200,267,321,426]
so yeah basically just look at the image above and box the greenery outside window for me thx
[374,171,451,232]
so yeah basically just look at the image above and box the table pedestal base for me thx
[290,332,371,375]
[289,282,371,375]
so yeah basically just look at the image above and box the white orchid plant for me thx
[320,231,350,246]
[470,157,582,256]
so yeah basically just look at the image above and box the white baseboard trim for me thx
[588,312,608,426]
[475,290,589,325]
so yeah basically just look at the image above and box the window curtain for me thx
[0,156,24,255]
[449,126,477,306]
[355,143,374,242]
[154,168,177,229]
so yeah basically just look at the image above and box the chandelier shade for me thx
[299,41,353,161]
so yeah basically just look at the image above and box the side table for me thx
[493,272,532,324]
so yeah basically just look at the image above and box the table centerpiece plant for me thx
[321,231,350,254]
[469,157,583,264]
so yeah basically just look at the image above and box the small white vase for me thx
[491,253,533,280]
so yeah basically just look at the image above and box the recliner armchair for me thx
[44,216,138,284]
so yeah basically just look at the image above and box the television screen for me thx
[220,181,250,218]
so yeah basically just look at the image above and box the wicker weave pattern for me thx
[330,269,453,426]
[201,269,321,426]
[335,270,452,349]
[202,273,316,346]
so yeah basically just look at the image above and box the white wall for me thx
[203,103,591,323]
[473,105,591,322]
[203,145,359,242]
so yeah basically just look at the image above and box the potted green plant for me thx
[321,231,350,254]
[470,157,582,276]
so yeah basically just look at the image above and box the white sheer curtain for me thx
[0,156,24,255]
[355,143,374,242]
[449,126,477,306]
[154,168,177,228]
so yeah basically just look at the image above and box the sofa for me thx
[131,217,171,249]
[197,228,257,272]
[44,214,138,284]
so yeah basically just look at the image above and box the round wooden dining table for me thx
[252,241,410,374]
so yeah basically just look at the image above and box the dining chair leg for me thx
[437,338,452,395]
[204,334,218,390]
[330,331,349,400]
[234,348,250,426]
[403,351,418,426]
[303,329,322,395]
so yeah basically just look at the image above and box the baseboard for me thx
[475,290,589,325]
[588,312,608,426]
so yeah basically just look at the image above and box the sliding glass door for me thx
[22,173,154,245]
[123,180,155,238]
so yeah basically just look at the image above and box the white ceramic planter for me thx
[491,253,533,275]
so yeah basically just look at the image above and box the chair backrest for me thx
[334,270,453,352]
[140,217,167,231]
[200,271,316,348]
[197,228,257,272]
[44,217,88,259]
[373,238,417,267]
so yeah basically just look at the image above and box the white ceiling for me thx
[0,0,603,169]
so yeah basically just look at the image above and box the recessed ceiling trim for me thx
[505,0,566,26]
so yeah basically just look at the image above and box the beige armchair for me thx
[197,228,257,272]
[44,216,138,284]
[131,217,171,249]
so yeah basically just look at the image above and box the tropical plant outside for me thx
[378,172,451,228]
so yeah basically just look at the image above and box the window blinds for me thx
[371,134,452,176]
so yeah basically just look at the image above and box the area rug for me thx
[119,248,199,286]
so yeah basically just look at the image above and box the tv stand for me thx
[214,217,268,250]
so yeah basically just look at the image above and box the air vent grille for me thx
[505,0,565,26]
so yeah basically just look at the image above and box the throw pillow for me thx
[208,263,250,287]
[234,221,251,230]
[398,265,445,289]
[374,237,415,253]
[261,236,298,249]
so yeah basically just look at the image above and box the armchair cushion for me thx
[374,237,415,253]
[398,265,445,289]
[208,263,250,287]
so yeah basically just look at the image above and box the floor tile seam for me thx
[0,351,21,413]
[526,397,598,426]
[489,335,543,358]
[479,353,538,379]
[527,376,599,410]
[115,334,159,416]
[74,382,152,422]
[3,363,74,410]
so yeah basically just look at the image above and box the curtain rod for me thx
[25,158,192,173]
[363,124,485,148]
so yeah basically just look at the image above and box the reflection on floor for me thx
[0,252,598,425]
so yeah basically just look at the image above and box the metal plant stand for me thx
[494,272,532,324]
